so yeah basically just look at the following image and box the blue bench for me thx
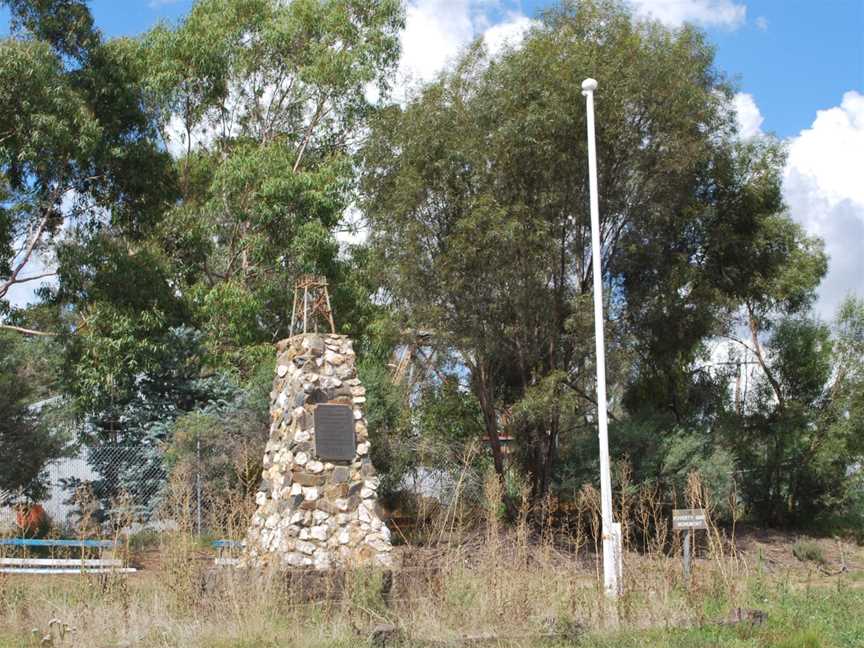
[0,538,136,574]
[212,539,244,566]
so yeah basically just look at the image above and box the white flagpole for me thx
[581,78,621,597]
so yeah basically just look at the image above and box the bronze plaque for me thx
[314,404,356,461]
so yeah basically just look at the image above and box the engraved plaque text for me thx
[314,404,356,461]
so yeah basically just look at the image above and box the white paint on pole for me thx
[582,77,621,597]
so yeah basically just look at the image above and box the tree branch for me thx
[0,211,51,301]
[293,97,330,173]
[746,303,785,411]
[0,324,57,337]
[5,271,57,285]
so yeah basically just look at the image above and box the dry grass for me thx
[1,472,862,647]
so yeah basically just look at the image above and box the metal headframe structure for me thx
[290,274,336,335]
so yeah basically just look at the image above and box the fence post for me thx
[196,431,202,536]
[683,528,692,581]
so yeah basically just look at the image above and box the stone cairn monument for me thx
[242,276,392,569]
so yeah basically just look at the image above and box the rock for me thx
[296,540,316,555]
[306,460,325,474]
[302,335,325,356]
[331,466,350,483]
[325,350,345,365]
[358,501,374,524]
[724,608,768,627]
[291,406,306,425]
[348,525,366,545]
[292,472,324,487]
[366,535,392,552]
[289,510,305,525]
[369,624,398,647]
[284,552,305,567]
[316,499,338,515]
[325,484,349,499]
[244,333,392,568]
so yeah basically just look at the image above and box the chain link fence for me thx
[1,436,260,539]
[0,442,168,535]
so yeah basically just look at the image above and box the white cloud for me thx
[754,16,768,31]
[733,92,764,138]
[164,113,217,158]
[397,1,536,93]
[783,91,864,318]
[398,0,474,89]
[628,0,747,29]
[483,12,537,57]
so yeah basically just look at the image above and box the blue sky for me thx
[3,0,859,138]
[2,0,862,316]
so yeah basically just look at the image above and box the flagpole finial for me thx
[581,78,598,94]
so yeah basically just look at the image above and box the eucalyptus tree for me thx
[138,0,404,367]
[361,0,825,498]
[727,298,864,525]
[0,0,176,334]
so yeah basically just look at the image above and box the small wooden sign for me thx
[673,508,708,530]
[313,404,356,461]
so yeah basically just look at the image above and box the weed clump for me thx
[792,540,825,565]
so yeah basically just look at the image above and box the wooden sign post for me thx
[673,508,707,581]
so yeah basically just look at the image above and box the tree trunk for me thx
[475,363,505,478]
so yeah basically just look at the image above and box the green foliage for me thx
[134,0,404,363]
[1,0,857,533]
[1,0,176,352]
[0,332,68,503]
[165,357,272,502]
[792,540,825,565]
[358,353,410,496]
[729,297,864,526]
[361,0,821,500]
[66,326,240,518]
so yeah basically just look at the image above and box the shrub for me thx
[792,540,825,565]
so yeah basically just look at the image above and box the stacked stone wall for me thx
[243,334,392,569]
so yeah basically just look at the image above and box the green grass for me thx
[792,540,826,565]
[575,581,864,648]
